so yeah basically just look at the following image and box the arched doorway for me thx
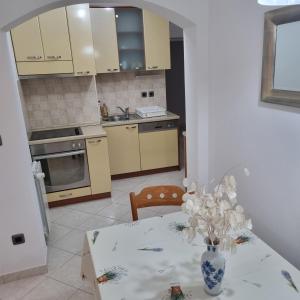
[0,0,209,281]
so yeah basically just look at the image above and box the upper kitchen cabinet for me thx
[143,10,171,70]
[11,17,44,62]
[90,8,120,74]
[39,8,72,61]
[67,4,96,76]
[115,8,145,71]
[11,8,74,75]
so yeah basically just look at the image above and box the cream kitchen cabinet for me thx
[105,124,141,175]
[90,8,120,74]
[139,125,178,171]
[86,137,111,194]
[11,7,74,75]
[143,10,171,70]
[11,17,44,62]
[67,4,96,76]
[39,7,72,61]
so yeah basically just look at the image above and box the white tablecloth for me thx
[81,212,300,299]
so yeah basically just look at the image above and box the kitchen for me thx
[11,4,185,245]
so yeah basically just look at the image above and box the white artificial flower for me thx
[183,177,189,187]
[227,191,237,200]
[244,168,250,176]
[235,205,244,213]
[182,172,251,252]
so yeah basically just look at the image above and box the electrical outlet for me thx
[12,233,25,245]
[149,91,154,97]
[141,91,147,98]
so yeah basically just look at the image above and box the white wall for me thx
[209,0,300,268]
[0,31,47,276]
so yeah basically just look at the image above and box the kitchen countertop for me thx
[28,124,107,145]
[28,112,180,145]
[101,111,179,127]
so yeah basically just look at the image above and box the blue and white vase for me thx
[201,240,225,296]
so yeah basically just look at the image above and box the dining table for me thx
[81,212,300,299]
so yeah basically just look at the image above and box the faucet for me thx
[117,106,130,119]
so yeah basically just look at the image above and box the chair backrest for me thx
[130,185,185,221]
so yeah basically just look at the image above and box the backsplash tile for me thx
[21,77,99,130]
[96,71,166,115]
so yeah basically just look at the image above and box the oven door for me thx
[33,150,90,193]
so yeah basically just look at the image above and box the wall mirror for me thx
[261,5,300,107]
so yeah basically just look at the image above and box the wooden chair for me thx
[130,185,185,221]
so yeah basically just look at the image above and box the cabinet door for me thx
[39,7,72,61]
[143,10,171,70]
[90,8,120,73]
[11,17,44,62]
[139,129,178,170]
[67,4,96,76]
[86,137,111,194]
[105,125,141,175]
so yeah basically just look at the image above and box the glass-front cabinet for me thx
[115,8,145,71]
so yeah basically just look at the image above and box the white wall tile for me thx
[96,71,166,115]
[21,76,99,130]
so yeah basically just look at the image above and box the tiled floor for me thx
[0,170,184,300]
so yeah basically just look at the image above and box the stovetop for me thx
[30,127,83,141]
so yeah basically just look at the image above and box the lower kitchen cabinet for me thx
[47,186,91,203]
[139,129,178,170]
[86,137,111,194]
[105,124,141,175]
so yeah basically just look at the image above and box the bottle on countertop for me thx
[99,101,109,118]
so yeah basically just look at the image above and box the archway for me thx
[0,0,210,278]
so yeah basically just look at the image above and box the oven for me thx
[31,139,90,193]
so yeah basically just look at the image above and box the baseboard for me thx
[111,166,180,180]
[0,264,48,284]
[48,192,111,208]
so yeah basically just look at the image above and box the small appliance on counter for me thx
[135,106,167,118]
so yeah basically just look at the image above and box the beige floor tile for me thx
[77,215,118,232]
[97,203,130,220]
[22,278,76,300]
[47,247,74,274]
[48,255,93,293]
[0,275,44,300]
[68,289,94,300]
[67,199,113,215]
[54,210,91,229]
[53,229,85,255]
[49,206,72,223]
[48,223,72,246]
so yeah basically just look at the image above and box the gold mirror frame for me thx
[261,5,300,107]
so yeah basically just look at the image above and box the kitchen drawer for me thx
[47,186,91,203]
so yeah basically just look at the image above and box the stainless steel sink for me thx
[102,113,140,122]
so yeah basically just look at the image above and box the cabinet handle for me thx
[107,68,118,72]
[126,126,137,129]
[59,193,73,198]
[47,55,62,59]
[27,56,42,60]
[77,71,83,75]
[88,139,102,144]
[148,66,159,70]
[85,71,90,74]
